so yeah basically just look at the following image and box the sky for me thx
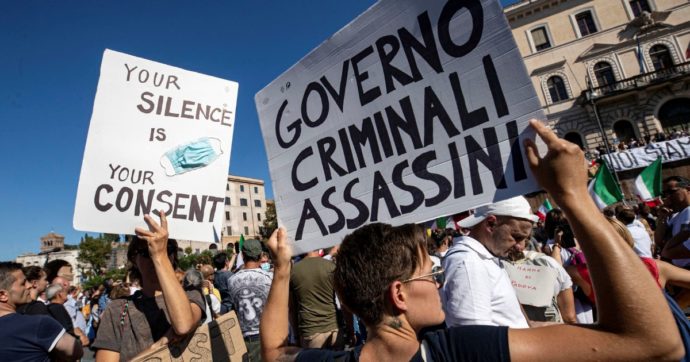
[0,0,516,260]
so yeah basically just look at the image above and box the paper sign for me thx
[602,137,690,172]
[74,49,238,242]
[504,262,557,307]
[131,311,247,362]
[256,0,544,253]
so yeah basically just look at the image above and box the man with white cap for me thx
[441,196,538,328]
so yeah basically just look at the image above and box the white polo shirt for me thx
[627,220,653,258]
[441,236,529,328]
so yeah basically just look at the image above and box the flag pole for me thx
[586,76,627,204]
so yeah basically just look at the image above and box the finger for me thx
[135,227,154,237]
[277,227,287,244]
[529,119,560,146]
[159,211,168,232]
[524,138,540,169]
[144,214,161,232]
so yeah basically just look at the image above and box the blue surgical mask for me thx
[261,263,271,271]
[162,137,222,176]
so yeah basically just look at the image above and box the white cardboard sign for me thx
[74,49,238,242]
[504,262,558,307]
[256,0,544,253]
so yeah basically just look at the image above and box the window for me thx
[254,186,259,194]
[240,198,248,206]
[243,212,247,221]
[257,213,262,221]
[254,200,262,208]
[226,184,229,191]
[531,27,551,51]
[547,76,569,102]
[244,226,249,235]
[593,62,615,87]
[575,11,597,36]
[649,44,673,71]
[240,185,245,192]
[225,211,230,221]
[629,0,651,17]
[195,249,200,254]
[227,226,232,235]
[225,197,231,205]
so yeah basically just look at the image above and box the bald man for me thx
[200,265,221,319]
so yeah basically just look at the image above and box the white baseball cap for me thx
[456,196,540,228]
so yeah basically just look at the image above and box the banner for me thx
[602,137,690,172]
[131,311,247,362]
[74,49,238,242]
[255,0,544,253]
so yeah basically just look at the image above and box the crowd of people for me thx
[1,120,689,361]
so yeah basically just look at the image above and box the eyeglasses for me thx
[402,266,445,287]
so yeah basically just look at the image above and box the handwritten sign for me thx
[74,49,238,242]
[504,262,557,307]
[256,0,544,253]
[131,311,247,362]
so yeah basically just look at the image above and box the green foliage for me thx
[82,267,126,290]
[78,234,113,275]
[63,244,79,250]
[262,201,278,240]
[101,233,121,242]
[184,246,193,256]
[178,250,215,271]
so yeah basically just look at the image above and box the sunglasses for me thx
[402,266,445,287]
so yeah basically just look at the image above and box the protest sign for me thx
[602,137,690,172]
[74,49,238,242]
[256,0,544,253]
[504,262,557,307]
[131,311,247,362]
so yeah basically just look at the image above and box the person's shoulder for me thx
[296,347,361,362]
[424,326,509,361]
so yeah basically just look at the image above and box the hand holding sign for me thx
[525,119,588,204]
[266,227,292,270]
[135,212,170,261]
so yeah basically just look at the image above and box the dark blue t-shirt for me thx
[296,325,509,361]
[0,313,65,362]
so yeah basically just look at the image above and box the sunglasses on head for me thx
[402,266,445,287]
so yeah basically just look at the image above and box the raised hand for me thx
[134,212,169,260]
[266,228,292,269]
[524,119,588,204]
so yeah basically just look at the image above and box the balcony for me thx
[585,60,690,100]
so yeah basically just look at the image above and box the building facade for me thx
[505,0,690,152]
[221,175,267,245]
[16,232,91,286]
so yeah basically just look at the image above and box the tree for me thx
[78,234,112,276]
[262,201,278,240]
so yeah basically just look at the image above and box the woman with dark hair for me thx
[92,213,205,361]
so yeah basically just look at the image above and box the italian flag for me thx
[588,161,623,209]
[536,199,553,221]
[634,157,662,204]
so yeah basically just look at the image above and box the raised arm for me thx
[135,212,202,336]
[509,120,682,361]
[261,228,301,361]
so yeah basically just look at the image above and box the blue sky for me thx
[0,0,515,260]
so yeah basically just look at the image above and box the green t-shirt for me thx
[290,257,339,336]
